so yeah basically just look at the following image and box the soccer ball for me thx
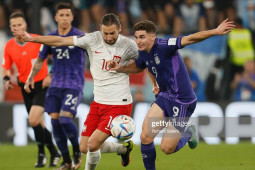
[110,115,136,140]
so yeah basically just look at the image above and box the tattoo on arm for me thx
[28,58,44,81]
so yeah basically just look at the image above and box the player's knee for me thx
[87,139,100,152]
[160,144,175,155]
[80,143,88,154]
[140,132,154,144]
[59,116,72,125]
[28,117,39,127]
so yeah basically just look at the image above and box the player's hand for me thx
[152,86,160,95]
[109,60,120,71]
[42,75,51,89]
[24,79,34,93]
[12,28,32,42]
[216,18,235,35]
[4,80,13,90]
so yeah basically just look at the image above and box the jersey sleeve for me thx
[135,53,146,70]
[126,39,138,60]
[73,32,97,49]
[167,37,182,49]
[39,44,51,59]
[2,43,13,69]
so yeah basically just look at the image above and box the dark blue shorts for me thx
[155,96,197,131]
[155,96,197,118]
[45,87,83,115]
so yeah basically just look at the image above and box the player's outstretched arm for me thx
[13,29,74,47]
[109,60,143,73]
[181,18,235,47]
[25,57,44,93]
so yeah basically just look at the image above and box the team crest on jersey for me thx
[82,125,87,133]
[154,54,160,65]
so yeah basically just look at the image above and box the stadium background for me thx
[0,0,255,169]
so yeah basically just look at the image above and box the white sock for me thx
[85,150,101,170]
[100,141,127,154]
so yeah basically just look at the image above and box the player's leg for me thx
[50,113,73,169]
[59,111,81,169]
[140,103,165,170]
[161,100,197,154]
[160,121,181,154]
[20,84,46,167]
[28,106,48,167]
[82,102,134,169]
[99,103,134,167]
[30,84,60,167]
[45,88,71,168]
[58,89,83,169]
[85,129,109,170]
[81,102,106,170]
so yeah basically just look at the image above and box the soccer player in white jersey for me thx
[14,13,138,170]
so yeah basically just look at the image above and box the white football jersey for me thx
[73,31,138,105]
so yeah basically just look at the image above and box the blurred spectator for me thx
[128,0,142,26]
[173,0,206,36]
[139,0,169,34]
[114,0,130,35]
[205,59,223,101]
[0,4,7,30]
[163,0,180,34]
[247,0,255,32]
[40,6,57,35]
[0,2,8,102]
[230,60,255,101]
[133,88,145,103]
[183,56,201,94]
[214,0,236,25]
[79,0,104,32]
[203,0,217,29]
[227,17,255,84]
[104,0,135,35]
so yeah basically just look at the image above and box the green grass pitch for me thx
[0,141,254,170]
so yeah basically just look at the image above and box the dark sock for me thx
[62,153,72,164]
[51,119,71,163]
[44,128,58,155]
[59,117,80,153]
[141,142,156,170]
[174,131,192,152]
[32,124,45,154]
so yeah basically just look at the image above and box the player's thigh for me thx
[80,136,89,154]
[44,87,62,114]
[61,89,83,116]
[141,103,165,139]
[33,81,47,108]
[160,123,181,154]
[88,129,110,152]
[97,103,133,136]
[20,85,33,113]
[81,101,100,137]
[28,105,45,127]
[28,85,47,127]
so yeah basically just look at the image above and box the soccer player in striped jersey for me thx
[109,19,235,170]
[2,12,60,168]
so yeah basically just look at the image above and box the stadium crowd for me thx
[1,0,255,103]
